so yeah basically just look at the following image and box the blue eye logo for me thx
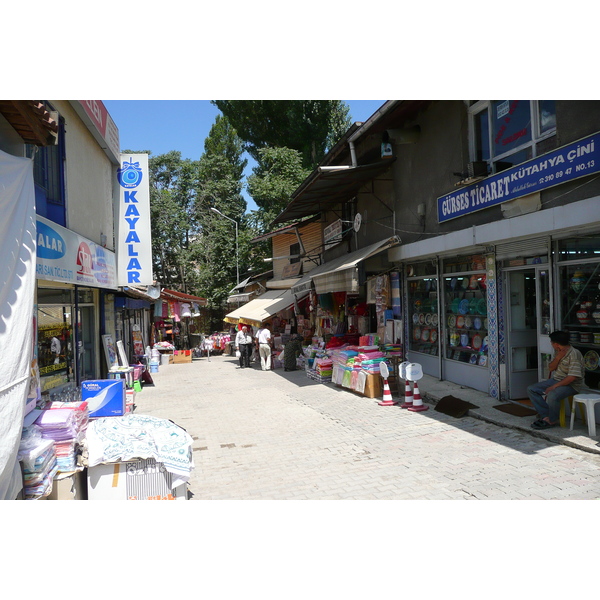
[117,158,143,188]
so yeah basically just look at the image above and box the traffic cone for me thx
[378,378,397,406]
[400,380,413,409]
[407,380,429,412]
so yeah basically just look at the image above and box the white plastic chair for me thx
[570,394,600,437]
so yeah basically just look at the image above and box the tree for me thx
[192,116,248,307]
[212,100,352,169]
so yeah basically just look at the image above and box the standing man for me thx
[527,330,585,430]
[235,325,253,369]
[256,322,273,371]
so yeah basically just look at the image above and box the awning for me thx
[224,289,308,328]
[273,160,395,224]
[291,236,400,295]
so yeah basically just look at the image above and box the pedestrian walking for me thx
[283,334,304,371]
[235,325,253,368]
[256,322,273,371]
[527,330,585,430]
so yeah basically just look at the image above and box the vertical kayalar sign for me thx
[117,154,153,286]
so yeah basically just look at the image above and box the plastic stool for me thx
[570,394,600,437]
[559,396,586,428]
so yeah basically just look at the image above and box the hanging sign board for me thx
[324,218,343,249]
[117,153,153,285]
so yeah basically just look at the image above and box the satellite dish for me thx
[353,212,362,232]
[146,285,161,299]
[380,361,389,379]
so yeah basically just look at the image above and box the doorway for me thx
[77,305,96,382]
[505,266,551,399]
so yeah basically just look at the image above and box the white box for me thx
[87,458,188,500]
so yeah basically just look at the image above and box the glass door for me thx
[77,305,96,382]
[506,266,551,399]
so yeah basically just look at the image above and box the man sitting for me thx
[527,330,585,430]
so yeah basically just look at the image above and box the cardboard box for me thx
[87,458,188,500]
[82,379,125,418]
[173,350,192,364]
[47,470,87,500]
[362,373,382,398]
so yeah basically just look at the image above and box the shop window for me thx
[557,236,600,262]
[558,260,600,390]
[469,100,556,174]
[290,242,300,264]
[408,276,439,356]
[442,255,488,366]
[26,103,66,226]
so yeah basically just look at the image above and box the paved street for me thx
[136,355,600,500]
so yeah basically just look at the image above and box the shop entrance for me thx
[505,266,551,399]
[77,305,96,382]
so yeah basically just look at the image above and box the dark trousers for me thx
[239,343,252,367]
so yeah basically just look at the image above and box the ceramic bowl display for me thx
[432,313,439,327]
[478,355,488,367]
[448,314,456,327]
[449,331,459,347]
[577,308,592,325]
[594,333,600,345]
[570,270,587,293]
[464,316,473,329]
[593,305,600,325]
[477,298,487,315]
[584,350,599,371]
[456,315,465,328]
[430,329,438,343]
[469,298,478,314]
[459,299,470,314]
[413,326,421,341]
[580,333,593,343]
[474,317,482,330]
[451,298,460,313]
[419,313,425,325]
[421,328,430,342]
[472,334,483,350]
[425,313,432,325]
[460,333,470,347]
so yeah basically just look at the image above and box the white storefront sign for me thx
[117,154,153,286]
[36,215,118,289]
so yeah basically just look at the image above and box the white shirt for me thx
[256,328,271,345]
[235,330,253,345]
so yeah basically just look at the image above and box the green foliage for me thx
[212,100,352,169]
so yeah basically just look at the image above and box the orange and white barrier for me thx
[407,380,429,412]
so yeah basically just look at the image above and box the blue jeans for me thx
[527,378,577,422]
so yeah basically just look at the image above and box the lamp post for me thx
[210,207,239,285]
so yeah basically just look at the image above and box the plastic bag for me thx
[235,350,241,358]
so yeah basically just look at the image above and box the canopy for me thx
[224,289,307,328]
[291,236,400,295]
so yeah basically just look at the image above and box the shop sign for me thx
[36,215,118,288]
[117,154,153,285]
[324,218,343,249]
[437,131,600,223]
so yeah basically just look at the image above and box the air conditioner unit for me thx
[467,161,488,178]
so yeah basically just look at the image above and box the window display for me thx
[408,275,439,356]
[559,259,600,390]
[443,255,488,366]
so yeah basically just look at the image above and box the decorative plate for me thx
[450,332,459,347]
[477,298,487,315]
[584,350,600,371]
[469,354,478,364]
[450,277,457,290]
[430,329,438,343]
[482,336,489,351]
[460,333,470,347]
[456,315,465,328]
[448,314,456,327]
[432,313,438,326]
[464,316,473,329]
[474,317,482,330]
[472,334,483,350]
[413,313,420,324]
[459,299,470,314]
[483,318,489,330]
[425,313,432,325]
[478,355,488,366]
[421,328,430,342]
[419,313,425,325]
[469,298,479,314]
[413,326,421,341]
[461,277,469,289]
[451,298,461,314]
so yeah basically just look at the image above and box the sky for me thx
[103,100,386,212]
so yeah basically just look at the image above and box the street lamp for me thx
[210,207,239,285]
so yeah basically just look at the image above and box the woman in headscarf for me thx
[284,334,304,371]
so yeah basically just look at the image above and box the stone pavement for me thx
[134,355,600,499]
